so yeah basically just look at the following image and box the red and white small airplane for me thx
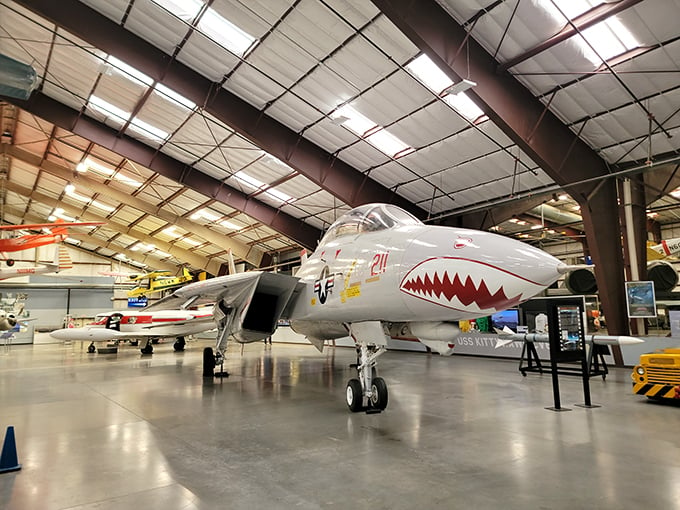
[0,219,104,266]
[144,203,586,413]
[49,308,215,354]
[0,245,72,280]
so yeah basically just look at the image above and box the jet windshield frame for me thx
[320,204,423,245]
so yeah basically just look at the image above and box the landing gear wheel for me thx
[203,347,216,377]
[6,259,14,267]
[141,342,153,355]
[129,340,139,346]
[87,343,96,354]
[174,337,186,352]
[369,377,388,410]
[346,378,364,413]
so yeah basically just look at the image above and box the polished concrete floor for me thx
[1,339,679,510]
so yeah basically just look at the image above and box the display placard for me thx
[625,281,656,318]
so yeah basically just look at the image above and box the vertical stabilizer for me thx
[227,248,236,275]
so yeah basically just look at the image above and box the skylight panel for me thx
[221,220,241,230]
[198,8,257,57]
[106,55,153,86]
[64,184,115,212]
[444,92,485,122]
[180,237,202,247]
[77,158,115,176]
[406,54,453,95]
[155,83,196,110]
[579,18,639,65]
[114,173,142,188]
[331,105,377,136]
[150,0,204,22]
[538,0,639,66]
[366,129,414,159]
[191,209,220,222]
[128,117,169,142]
[331,104,413,158]
[232,171,294,204]
[88,95,131,125]
[49,208,75,222]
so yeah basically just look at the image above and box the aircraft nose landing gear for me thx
[346,343,388,413]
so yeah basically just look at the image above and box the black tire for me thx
[174,337,186,352]
[370,377,388,410]
[129,340,139,346]
[141,344,153,355]
[346,378,363,412]
[6,259,14,267]
[87,344,96,354]
[203,347,216,377]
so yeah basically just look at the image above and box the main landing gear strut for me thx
[346,342,388,413]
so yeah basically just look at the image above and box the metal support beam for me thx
[3,179,220,274]
[8,93,322,250]
[4,143,267,268]
[15,0,425,219]
[374,0,630,339]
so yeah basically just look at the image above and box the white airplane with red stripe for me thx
[49,309,214,354]
[0,245,72,280]
[145,203,579,413]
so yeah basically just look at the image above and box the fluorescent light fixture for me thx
[444,92,485,122]
[64,237,81,246]
[105,55,153,86]
[155,83,196,110]
[163,227,179,237]
[443,79,476,96]
[88,95,131,124]
[198,7,257,57]
[114,253,127,261]
[406,54,453,95]
[128,117,169,142]
[154,250,172,258]
[150,0,203,21]
[531,224,543,230]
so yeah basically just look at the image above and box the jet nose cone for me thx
[49,328,69,340]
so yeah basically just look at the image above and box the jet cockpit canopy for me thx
[320,204,422,245]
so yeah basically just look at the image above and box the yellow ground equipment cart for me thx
[632,348,680,399]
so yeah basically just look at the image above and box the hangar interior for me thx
[1,0,680,508]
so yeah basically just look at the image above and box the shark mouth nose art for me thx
[400,257,544,314]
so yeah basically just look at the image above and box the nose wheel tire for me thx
[87,343,95,354]
[369,377,388,410]
[346,378,364,412]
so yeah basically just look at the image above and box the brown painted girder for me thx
[16,0,425,219]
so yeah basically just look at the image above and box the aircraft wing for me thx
[141,315,216,329]
[145,271,302,343]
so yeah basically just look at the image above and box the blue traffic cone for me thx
[0,426,21,473]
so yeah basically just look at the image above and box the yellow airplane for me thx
[126,267,194,298]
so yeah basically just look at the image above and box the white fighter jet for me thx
[145,203,581,413]
[49,309,215,354]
